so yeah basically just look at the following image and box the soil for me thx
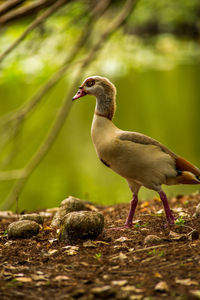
[1,193,200,300]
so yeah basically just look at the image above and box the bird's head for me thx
[72,76,116,101]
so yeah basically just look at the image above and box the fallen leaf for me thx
[64,249,78,256]
[112,280,128,286]
[154,281,169,292]
[48,249,58,255]
[121,285,144,293]
[83,240,97,248]
[190,290,200,298]
[154,272,163,278]
[53,275,69,281]
[95,240,110,245]
[43,226,54,232]
[140,201,150,208]
[16,277,32,283]
[115,236,130,243]
[85,204,98,211]
[169,231,187,241]
[176,278,198,286]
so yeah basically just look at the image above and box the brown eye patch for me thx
[85,79,95,87]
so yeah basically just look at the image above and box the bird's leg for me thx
[124,193,138,227]
[158,190,175,225]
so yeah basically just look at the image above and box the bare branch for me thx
[0,0,136,210]
[0,0,26,17]
[0,0,56,25]
[0,0,111,128]
[0,0,70,64]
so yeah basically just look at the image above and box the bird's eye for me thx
[85,79,95,87]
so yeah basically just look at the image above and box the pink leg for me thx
[124,194,138,227]
[159,190,175,224]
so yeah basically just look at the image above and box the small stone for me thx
[154,281,169,293]
[20,213,43,225]
[144,235,162,245]
[8,220,39,239]
[51,196,90,227]
[91,286,115,298]
[59,211,104,242]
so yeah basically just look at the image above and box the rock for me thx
[91,286,115,298]
[154,281,169,293]
[144,235,163,245]
[8,220,40,239]
[20,213,43,225]
[59,211,104,242]
[51,196,89,227]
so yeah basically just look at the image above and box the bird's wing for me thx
[119,131,200,184]
[119,131,176,157]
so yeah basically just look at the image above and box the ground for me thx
[1,193,200,300]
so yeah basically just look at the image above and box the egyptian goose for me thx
[72,76,200,227]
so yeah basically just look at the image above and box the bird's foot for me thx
[164,216,175,227]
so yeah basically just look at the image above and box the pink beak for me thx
[72,87,87,101]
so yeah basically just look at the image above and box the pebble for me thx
[20,213,43,225]
[144,235,163,245]
[8,220,40,239]
[51,196,89,227]
[154,281,169,293]
[59,211,104,242]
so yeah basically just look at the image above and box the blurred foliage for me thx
[0,0,200,211]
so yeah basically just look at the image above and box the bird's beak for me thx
[72,87,87,101]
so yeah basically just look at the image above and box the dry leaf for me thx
[112,280,128,286]
[176,278,198,286]
[154,281,169,292]
[121,285,144,293]
[53,275,69,281]
[83,240,97,248]
[16,277,32,283]
[115,236,130,243]
[140,201,150,208]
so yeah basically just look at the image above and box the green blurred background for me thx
[0,0,200,211]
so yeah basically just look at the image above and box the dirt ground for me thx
[1,193,200,300]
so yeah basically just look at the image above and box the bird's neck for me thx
[95,93,116,120]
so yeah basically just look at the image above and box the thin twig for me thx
[0,0,70,64]
[0,0,136,210]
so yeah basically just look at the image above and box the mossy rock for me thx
[59,211,104,242]
[8,220,40,239]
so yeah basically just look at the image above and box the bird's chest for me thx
[91,116,118,166]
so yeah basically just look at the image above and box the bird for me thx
[72,76,200,228]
